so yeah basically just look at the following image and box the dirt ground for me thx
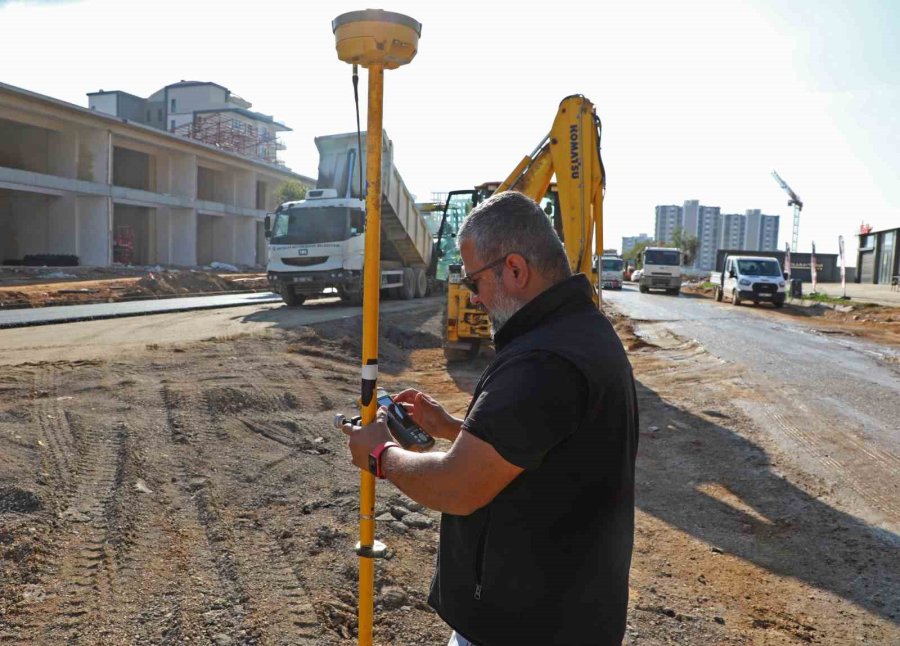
[0,268,269,309]
[681,282,900,348]
[0,303,897,644]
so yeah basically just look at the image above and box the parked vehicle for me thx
[599,255,625,290]
[638,247,682,295]
[631,268,643,282]
[711,255,787,307]
[265,131,432,306]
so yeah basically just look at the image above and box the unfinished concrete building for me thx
[0,81,313,268]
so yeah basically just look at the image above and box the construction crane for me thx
[771,170,803,251]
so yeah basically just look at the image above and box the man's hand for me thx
[341,408,394,472]
[393,389,463,441]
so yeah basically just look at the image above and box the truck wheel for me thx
[639,285,649,294]
[339,287,363,306]
[774,300,784,309]
[399,268,416,300]
[444,340,480,362]
[414,268,428,298]
[731,289,741,306]
[280,286,305,307]
[667,288,679,296]
[715,286,723,302]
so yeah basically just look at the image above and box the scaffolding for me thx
[174,112,284,164]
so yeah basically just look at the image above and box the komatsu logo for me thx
[569,125,580,179]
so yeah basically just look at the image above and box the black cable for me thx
[352,64,365,199]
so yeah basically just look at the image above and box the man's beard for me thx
[488,285,524,335]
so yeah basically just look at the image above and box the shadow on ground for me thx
[633,379,899,624]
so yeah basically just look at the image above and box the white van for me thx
[712,255,787,307]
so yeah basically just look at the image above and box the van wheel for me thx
[731,290,741,306]
[715,286,723,302]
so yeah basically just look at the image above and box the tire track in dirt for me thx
[749,401,900,525]
[172,371,325,644]
[12,417,129,643]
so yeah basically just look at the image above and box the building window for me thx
[157,108,162,121]
[171,98,176,112]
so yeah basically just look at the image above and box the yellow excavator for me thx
[437,94,606,360]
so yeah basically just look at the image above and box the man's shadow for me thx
[632,380,899,624]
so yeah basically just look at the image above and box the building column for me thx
[76,196,110,266]
[171,208,197,266]
[48,194,77,256]
[212,215,236,264]
[234,216,257,266]
[155,207,172,265]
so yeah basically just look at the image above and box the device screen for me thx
[377,394,394,408]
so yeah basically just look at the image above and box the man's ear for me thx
[506,253,529,287]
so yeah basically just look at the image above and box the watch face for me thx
[368,454,378,476]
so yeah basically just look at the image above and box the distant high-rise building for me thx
[622,233,653,256]
[719,213,745,250]
[655,201,780,268]
[654,205,682,244]
[743,209,779,251]
[695,205,721,270]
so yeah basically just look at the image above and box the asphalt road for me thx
[605,284,900,535]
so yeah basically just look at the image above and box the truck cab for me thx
[598,255,625,290]
[712,255,787,307]
[638,247,682,295]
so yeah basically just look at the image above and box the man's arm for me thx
[381,430,523,515]
[344,410,522,516]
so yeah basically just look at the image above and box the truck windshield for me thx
[271,206,361,245]
[601,258,624,271]
[737,259,781,276]
[643,249,681,266]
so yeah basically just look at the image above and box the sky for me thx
[1,0,898,259]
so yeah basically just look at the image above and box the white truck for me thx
[711,254,787,308]
[265,131,433,306]
[598,254,625,290]
[638,247,682,295]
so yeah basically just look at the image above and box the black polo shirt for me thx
[428,274,639,646]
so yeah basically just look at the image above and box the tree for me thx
[624,240,656,268]
[670,227,699,267]
[274,180,309,206]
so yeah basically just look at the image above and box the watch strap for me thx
[368,441,400,479]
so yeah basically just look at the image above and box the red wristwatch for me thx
[368,441,400,479]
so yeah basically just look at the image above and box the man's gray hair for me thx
[457,191,571,283]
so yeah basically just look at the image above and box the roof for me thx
[858,225,900,237]
[86,89,145,101]
[165,80,231,93]
[0,80,310,181]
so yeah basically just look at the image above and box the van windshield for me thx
[737,259,781,276]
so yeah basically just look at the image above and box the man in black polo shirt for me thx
[343,191,639,645]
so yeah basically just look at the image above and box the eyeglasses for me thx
[461,255,510,295]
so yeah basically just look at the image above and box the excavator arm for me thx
[497,95,606,293]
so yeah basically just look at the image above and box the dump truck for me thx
[265,131,433,306]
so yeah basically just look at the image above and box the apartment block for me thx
[654,205,682,244]
[0,81,313,268]
[622,233,652,256]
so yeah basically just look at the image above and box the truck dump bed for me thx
[315,131,432,268]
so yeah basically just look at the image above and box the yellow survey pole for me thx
[332,10,420,645]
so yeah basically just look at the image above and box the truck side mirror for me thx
[264,214,272,238]
[783,272,789,280]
